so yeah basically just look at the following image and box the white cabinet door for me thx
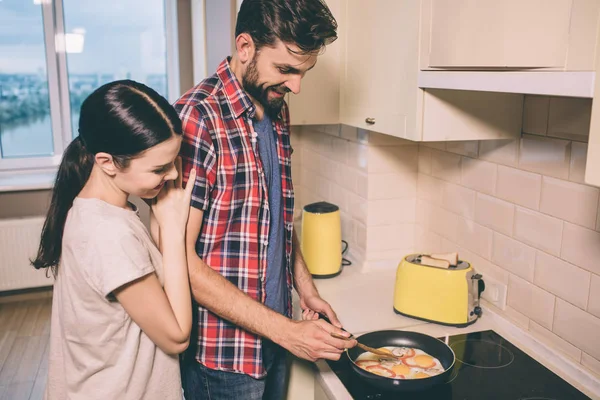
[340,0,421,138]
[427,0,571,69]
[287,0,342,125]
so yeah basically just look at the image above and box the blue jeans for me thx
[181,341,289,400]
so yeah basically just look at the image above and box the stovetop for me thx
[326,330,591,399]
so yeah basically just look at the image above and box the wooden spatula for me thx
[330,332,400,359]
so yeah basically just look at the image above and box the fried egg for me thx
[355,346,445,380]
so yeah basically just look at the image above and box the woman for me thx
[32,80,196,400]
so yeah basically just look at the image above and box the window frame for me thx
[0,0,181,175]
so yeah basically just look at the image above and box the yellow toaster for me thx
[393,254,485,327]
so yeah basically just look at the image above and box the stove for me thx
[326,330,591,399]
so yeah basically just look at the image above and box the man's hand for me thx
[300,294,343,328]
[280,319,356,362]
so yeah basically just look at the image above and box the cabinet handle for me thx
[365,117,375,125]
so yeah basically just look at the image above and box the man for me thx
[174,0,355,399]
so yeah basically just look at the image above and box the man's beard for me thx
[242,56,289,118]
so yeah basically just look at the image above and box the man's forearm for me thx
[292,231,319,299]
[187,253,292,345]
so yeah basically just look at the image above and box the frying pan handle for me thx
[317,312,334,326]
[317,312,354,338]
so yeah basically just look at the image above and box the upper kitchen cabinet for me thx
[424,0,571,69]
[287,0,342,125]
[339,0,419,135]
[291,0,524,142]
[419,0,600,97]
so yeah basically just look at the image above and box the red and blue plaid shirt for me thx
[175,58,295,378]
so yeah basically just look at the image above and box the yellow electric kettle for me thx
[301,201,343,278]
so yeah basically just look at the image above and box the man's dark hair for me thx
[235,0,338,55]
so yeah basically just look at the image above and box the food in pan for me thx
[355,347,445,379]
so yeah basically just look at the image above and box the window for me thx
[0,1,54,158]
[0,0,179,172]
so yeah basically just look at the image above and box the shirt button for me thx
[263,240,269,246]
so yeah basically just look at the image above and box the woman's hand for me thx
[151,158,196,236]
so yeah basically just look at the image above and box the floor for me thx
[0,293,52,400]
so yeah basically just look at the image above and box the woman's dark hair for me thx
[235,0,338,55]
[32,80,182,275]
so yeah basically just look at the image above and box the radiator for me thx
[0,217,54,291]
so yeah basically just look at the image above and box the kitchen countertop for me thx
[310,266,600,400]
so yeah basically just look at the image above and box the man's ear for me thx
[235,33,256,64]
[95,152,118,176]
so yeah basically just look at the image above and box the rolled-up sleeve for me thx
[176,104,217,211]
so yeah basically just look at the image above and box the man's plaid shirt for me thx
[175,58,295,378]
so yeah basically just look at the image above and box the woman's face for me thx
[113,135,183,199]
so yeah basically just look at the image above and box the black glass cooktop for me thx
[326,330,591,399]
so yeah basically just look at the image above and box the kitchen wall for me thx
[416,95,600,378]
[293,95,600,379]
[291,125,419,268]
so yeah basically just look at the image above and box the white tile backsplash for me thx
[442,182,476,219]
[589,274,600,319]
[492,232,536,282]
[340,124,358,142]
[475,193,515,236]
[479,139,519,167]
[459,246,510,284]
[534,251,591,310]
[418,146,433,175]
[411,101,600,376]
[428,205,459,242]
[569,141,588,184]
[547,97,592,142]
[540,177,599,229]
[368,145,418,174]
[582,353,600,377]
[513,207,563,256]
[561,222,600,275]
[597,198,600,232]
[496,165,542,210]
[522,95,550,136]
[553,299,600,360]
[446,141,479,158]
[528,320,582,362]
[461,157,498,195]
[367,198,416,226]
[456,217,493,259]
[507,274,556,330]
[519,134,571,179]
[422,141,446,151]
[431,150,462,183]
[295,92,600,376]
[417,173,444,205]
[367,224,415,252]
[346,141,369,172]
[367,172,417,200]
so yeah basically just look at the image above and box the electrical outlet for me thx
[481,275,508,310]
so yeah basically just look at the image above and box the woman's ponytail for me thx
[32,136,93,275]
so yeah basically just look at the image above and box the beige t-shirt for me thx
[45,197,182,400]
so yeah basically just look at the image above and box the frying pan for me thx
[318,314,455,391]
[346,330,456,391]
